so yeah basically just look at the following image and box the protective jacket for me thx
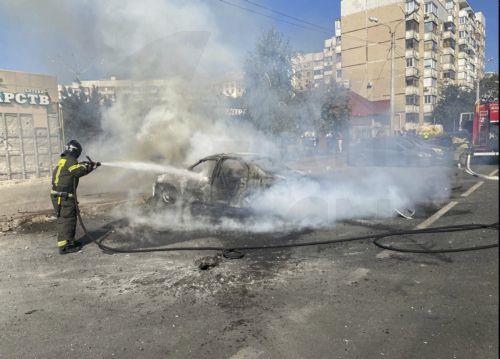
[50,151,94,250]
[51,151,93,194]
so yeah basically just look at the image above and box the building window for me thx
[444,22,455,33]
[406,58,418,67]
[406,77,418,87]
[314,69,323,76]
[424,95,436,104]
[459,44,467,52]
[424,58,437,69]
[406,0,416,13]
[407,113,419,122]
[459,16,466,24]
[336,70,342,78]
[445,0,454,10]
[406,38,419,49]
[444,38,456,48]
[424,2,437,14]
[423,77,437,87]
[406,20,419,32]
[459,30,467,38]
[335,53,342,62]
[336,36,341,45]
[424,21,438,33]
[424,40,438,52]
[443,70,456,79]
[442,54,455,64]
[406,95,420,105]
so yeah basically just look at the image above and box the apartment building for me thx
[292,20,343,90]
[340,0,486,128]
[58,76,171,102]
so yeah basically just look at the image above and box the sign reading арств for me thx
[0,90,51,106]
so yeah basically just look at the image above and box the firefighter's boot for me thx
[58,240,82,255]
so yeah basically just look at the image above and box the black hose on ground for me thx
[74,180,499,257]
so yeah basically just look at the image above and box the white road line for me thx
[377,169,497,258]
[488,168,499,176]
[461,181,484,197]
[415,201,459,230]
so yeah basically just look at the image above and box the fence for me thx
[0,112,63,180]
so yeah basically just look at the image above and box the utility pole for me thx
[389,30,395,134]
[369,5,418,135]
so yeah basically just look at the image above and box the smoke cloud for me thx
[3,0,454,232]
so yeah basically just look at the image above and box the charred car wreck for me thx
[152,153,303,216]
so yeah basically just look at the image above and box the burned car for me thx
[152,153,303,213]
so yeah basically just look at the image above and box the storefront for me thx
[0,69,63,180]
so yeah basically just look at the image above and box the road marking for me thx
[377,169,497,258]
[488,168,499,176]
[461,181,484,197]
[415,201,458,229]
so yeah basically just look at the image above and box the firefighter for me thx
[50,140,99,254]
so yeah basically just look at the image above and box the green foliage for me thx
[480,73,499,100]
[60,85,108,144]
[432,85,475,131]
[318,82,351,135]
[243,28,296,135]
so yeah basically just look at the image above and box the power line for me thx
[241,0,332,33]
[213,0,333,36]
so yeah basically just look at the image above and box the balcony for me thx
[458,38,467,45]
[405,67,420,77]
[406,86,419,95]
[406,11,420,22]
[458,51,467,59]
[424,104,435,113]
[335,45,341,53]
[443,47,456,55]
[406,30,420,41]
[424,12,438,24]
[442,63,456,71]
[406,49,418,58]
[424,51,437,60]
[406,104,420,113]
[424,32,437,42]
[336,62,342,69]
[424,68,438,78]
[423,86,438,95]
[443,31,456,40]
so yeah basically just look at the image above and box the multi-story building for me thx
[292,20,343,90]
[58,76,169,102]
[340,0,486,128]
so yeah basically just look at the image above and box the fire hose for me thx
[459,151,499,181]
[73,187,498,259]
[71,165,498,259]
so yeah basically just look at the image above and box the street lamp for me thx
[369,6,418,135]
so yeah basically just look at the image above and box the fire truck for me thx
[471,97,499,153]
[459,97,499,180]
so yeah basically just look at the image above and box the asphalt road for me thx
[0,165,497,359]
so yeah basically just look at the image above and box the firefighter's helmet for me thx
[65,139,82,158]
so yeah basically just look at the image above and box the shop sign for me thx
[0,91,50,106]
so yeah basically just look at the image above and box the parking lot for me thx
[0,164,498,359]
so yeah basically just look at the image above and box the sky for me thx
[0,0,498,83]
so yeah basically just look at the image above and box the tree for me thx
[60,84,106,144]
[480,73,499,100]
[432,85,475,131]
[243,28,296,135]
[318,82,351,135]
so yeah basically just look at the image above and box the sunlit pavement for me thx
[0,164,497,358]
